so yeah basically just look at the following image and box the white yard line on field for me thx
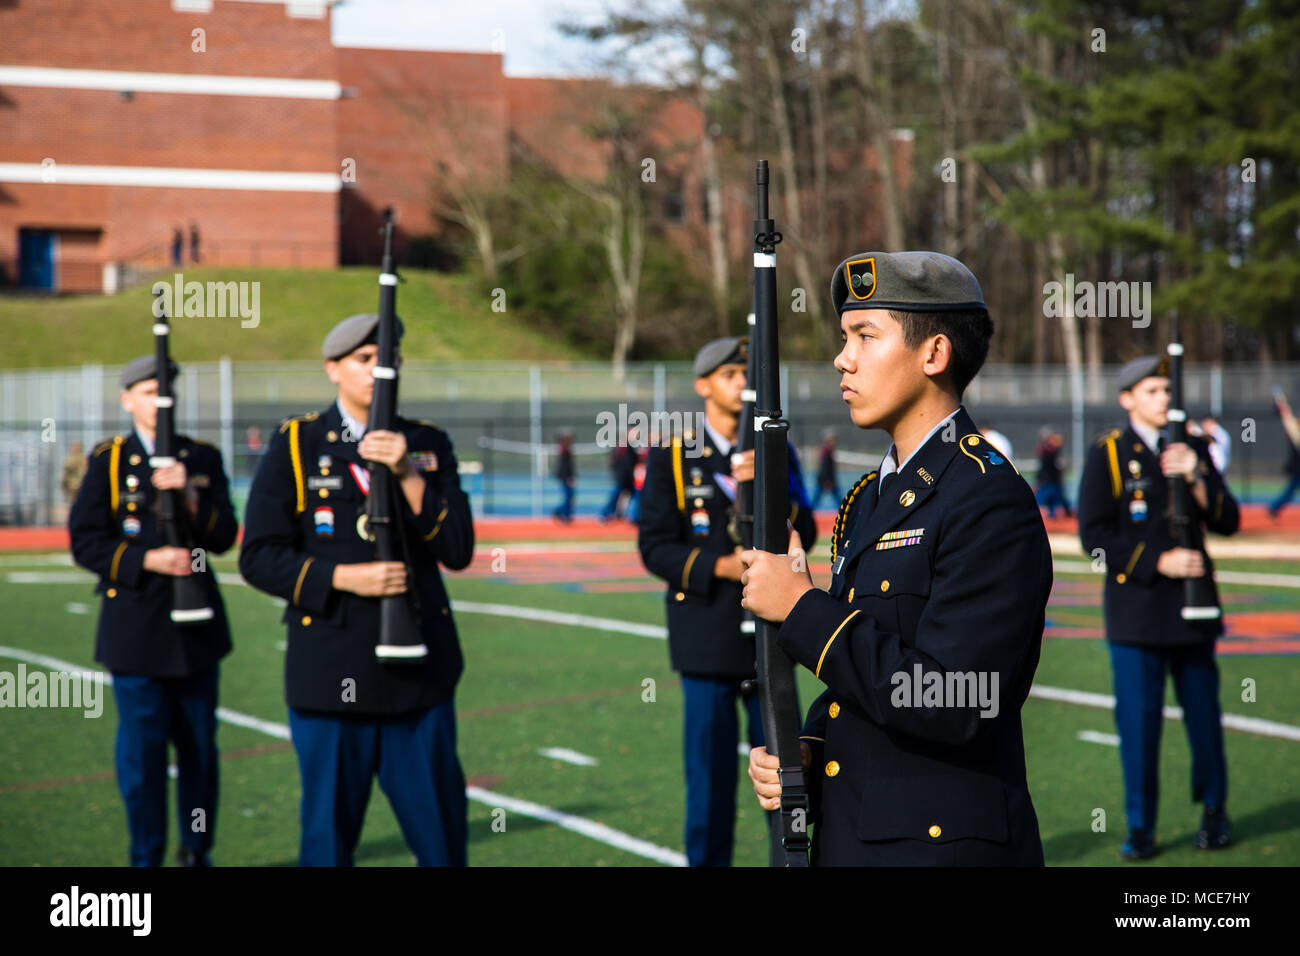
[538,747,599,766]
[0,645,685,867]
[1077,730,1120,747]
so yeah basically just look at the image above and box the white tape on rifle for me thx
[1167,409,1187,422]
[379,273,398,286]
[747,313,756,326]
[741,388,757,402]
[149,456,177,468]
[1168,343,1184,355]
[152,324,170,336]
[153,396,174,408]
[754,253,776,268]
[754,415,770,431]
[373,366,396,379]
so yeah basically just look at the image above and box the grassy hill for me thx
[2,267,601,369]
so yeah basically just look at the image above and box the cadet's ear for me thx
[1118,389,1135,412]
[693,377,710,400]
[920,333,953,381]
[324,358,341,385]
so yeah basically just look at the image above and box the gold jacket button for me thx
[319,489,329,498]
[106,588,117,598]
[828,702,840,719]
[880,580,890,593]
[929,824,942,838]
[825,760,840,777]
[126,502,137,512]
[441,607,450,615]
[1116,573,1127,584]
[301,616,311,626]
[674,591,685,602]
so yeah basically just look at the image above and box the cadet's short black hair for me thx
[888,308,993,398]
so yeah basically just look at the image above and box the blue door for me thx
[19,229,56,289]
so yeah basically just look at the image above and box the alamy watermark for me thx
[152,273,260,328]
[890,664,999,719]
[595,404,709,458]
[0,665,103,718]
[1042,273,1151,329]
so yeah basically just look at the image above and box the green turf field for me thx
[1,543,1297,867]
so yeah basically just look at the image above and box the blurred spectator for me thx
[1269,390,1300,519]
[601,429,638,522]
[60,440,86,523]
[630,445,646,523]
[1198,416,1231,475]
[553,429,576,523]
[810,429,840,511]
[1034,429,1072,518]
[171,228,184,267]
[189,221,201,264]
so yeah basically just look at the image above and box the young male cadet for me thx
[68,355,238,866]
[1077,356,1239,860]
[239,313,474,866]
[744,252,1051,866]
[638,335,817,866]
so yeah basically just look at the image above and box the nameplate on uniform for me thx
[689,484,716,500]
[308,476,343,490]
[832,555,846,575]
[187,474,211,488]
[875,528,925,550]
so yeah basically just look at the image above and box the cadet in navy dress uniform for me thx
[744,252,1050,866]
[1077,356,1239,860]
[68,355,238,867]
[638,336,817,867]
[239,313,474,866]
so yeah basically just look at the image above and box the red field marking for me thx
[0,740,294,793]
[3,506,1295,552]
[1040,504,1300,536]
[1223,611,1300,639]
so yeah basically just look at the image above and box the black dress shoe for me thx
[1121,829,1157,861]
[176,847,211,867]
[1196,809,1231,849]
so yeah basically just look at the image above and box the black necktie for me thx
[879,471,897,500]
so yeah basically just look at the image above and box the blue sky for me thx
[330,0,617,77]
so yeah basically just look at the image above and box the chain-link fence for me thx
[2,360,1298,524]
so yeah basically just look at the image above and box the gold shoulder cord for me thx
[671,439,686,513]
[831,472,875,560]
[289,419,306,514]
[109,437,124,516]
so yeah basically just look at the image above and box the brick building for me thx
[1,0,909,293]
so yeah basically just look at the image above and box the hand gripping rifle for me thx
[748,159,810,866]
[1166,313,1220,621]
[149,295,214,623]
[368,208,428,661]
